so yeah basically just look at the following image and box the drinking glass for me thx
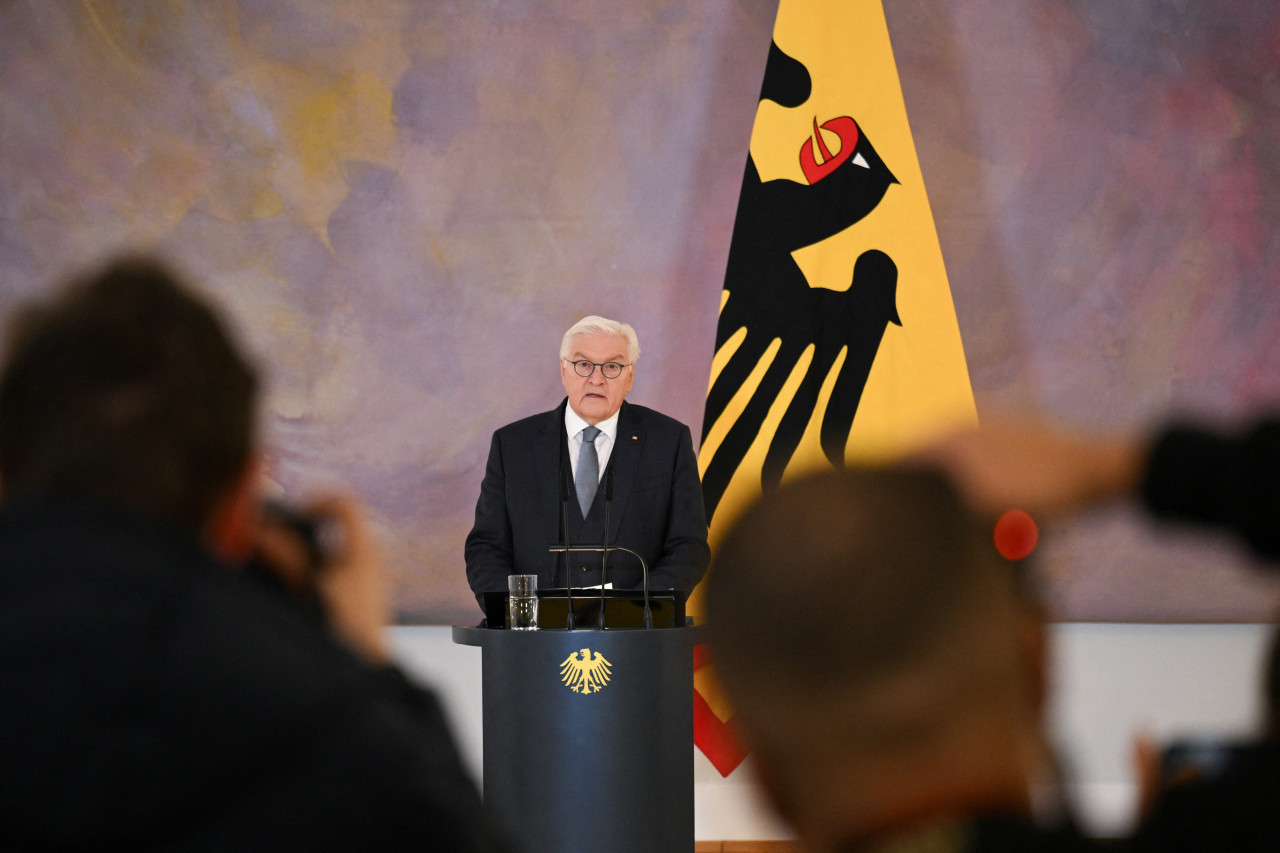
[507,574,539,630]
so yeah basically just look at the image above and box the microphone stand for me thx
[561,463,576,629]
[548,544,652,629]
[549,462,567,621]
[598,468,613,629]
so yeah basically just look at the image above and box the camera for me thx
[261,499,337,570]
[1160,737,1252,786]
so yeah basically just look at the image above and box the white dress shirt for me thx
[565,405,619,485]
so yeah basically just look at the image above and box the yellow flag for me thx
[693,0,976,777]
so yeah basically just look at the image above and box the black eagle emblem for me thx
[701,42,902,522]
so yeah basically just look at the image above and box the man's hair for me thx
[705,466,1038,796]
[0,256,258,527]
[559,315,641,363]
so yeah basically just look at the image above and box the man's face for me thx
[560,332,634,424]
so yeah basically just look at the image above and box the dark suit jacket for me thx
[0,497,506,851]
[464,399,710,608]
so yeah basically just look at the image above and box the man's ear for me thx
[205,456,262,566]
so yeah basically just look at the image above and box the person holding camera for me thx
[0,258,506,851]
[920,415,1280,851]
[703,414,1280,852]
[705,465,1094,852]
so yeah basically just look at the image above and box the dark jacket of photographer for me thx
[1130,417,1280,851]
[0,497,505,852]
[1141,416,1280,560]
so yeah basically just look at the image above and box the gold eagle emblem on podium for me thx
[560,648,612,694]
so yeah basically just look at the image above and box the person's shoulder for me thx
[623,402,691,434]
[493,403,564,437]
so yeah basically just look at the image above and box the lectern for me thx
[453,604,703,853]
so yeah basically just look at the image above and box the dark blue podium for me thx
[453,621,703,853]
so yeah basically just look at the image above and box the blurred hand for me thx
[910,416,1146,518]
[256,495,392,665]
[1132,730,1163,821]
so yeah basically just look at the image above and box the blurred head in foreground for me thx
[0,256,258,552]
[705,466,1052,852]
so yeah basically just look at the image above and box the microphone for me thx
[547,544,653,629]
[561,462,576,629]
[551,461,567,592]
[598,467,613,629]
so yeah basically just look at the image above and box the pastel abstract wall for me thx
[889,1,1280,620]
[3,1,1280,622]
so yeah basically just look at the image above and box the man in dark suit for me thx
[464,315,710,610]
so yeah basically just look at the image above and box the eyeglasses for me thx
[565,359,630,379]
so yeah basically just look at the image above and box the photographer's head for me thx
[705,466,1051,851]
[0,257,258,548]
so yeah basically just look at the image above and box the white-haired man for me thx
[465,315,709,611]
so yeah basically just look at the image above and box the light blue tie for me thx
[575,425,601,517]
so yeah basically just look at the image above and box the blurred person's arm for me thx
[1141,418,1280,560]
[920,414,1280,561]
[914,417,1145,517]
[255,494,392,664]
[308,496,392,664]
[252,495,511,852]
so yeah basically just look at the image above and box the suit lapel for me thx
[607,402,642,543]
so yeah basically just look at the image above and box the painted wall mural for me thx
[3,1,1280,622]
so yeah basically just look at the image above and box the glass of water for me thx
[507,574,539,630]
